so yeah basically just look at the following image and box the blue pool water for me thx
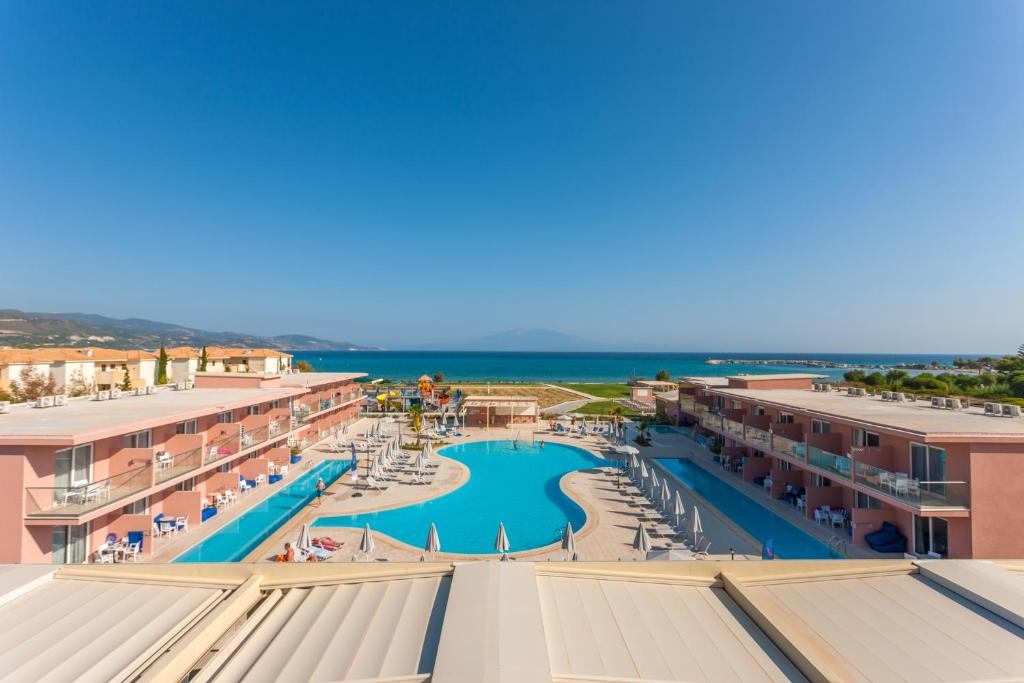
[651,425,678,433]
[656,458,835,559]
[314,440,602,554]
[175,459,351,562]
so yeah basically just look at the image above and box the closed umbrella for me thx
[639,460,648,484]
[649,468,660,495]
[630,453,640,474]
[673,491,685,527]
[296,523,312,551]
[633,521,652,558]
[495,522,510,559]
[660,480,671,511]
[424,523,440,560]
[561,522,576,561]
[691,506,703,545]
[359,523,375,558]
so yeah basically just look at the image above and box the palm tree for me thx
[610,405,625,427]
[408,405,425,445]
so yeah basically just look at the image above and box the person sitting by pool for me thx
[313,536,343,550]
[275,542,296,563]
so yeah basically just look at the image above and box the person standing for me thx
[315,477,325,506]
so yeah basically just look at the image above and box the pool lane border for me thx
[274,436,614,561]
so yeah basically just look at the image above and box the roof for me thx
[0,386,305,445]
[0,347,157,364]
[656,389,680,401]
[636,379,678,388]
[462,395,539,402]
[279,372,368,388]
[709,387,1024,438]
[679,376,731,387]
[727,373,827,381]
[163,347,292,360]
[4,559,1023,683]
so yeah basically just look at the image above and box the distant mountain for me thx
[0,309,374,351]
[451,328,603,352]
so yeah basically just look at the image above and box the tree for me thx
[199,346,209,372]
[862,372,887,387]
[294,360,314,373]
[407,405,425,444]
[885,370,909,390]
[1009,374,1024,398]
[843,370,866,383]
[65,367,93,397]
[655,369,671,382]
[120,366,133,391]
[156,343,168,384]
[611,405,625,427]
[9,365,58,403]
[433,372,445,383]
[1018,343,1024,359]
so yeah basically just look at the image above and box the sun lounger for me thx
[365,477,388,491]
[300,544,334,561]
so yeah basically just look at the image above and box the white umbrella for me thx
[639,460,649,482]
[415,450,427,473]
[494,522,510,559]
[359,523,375,558]
[296,523,312,550]
[381,416,395,424]
[673,491,685,526]
[423,441,433,461]
[370,458,384,479]
[424,523,440,559]
[649,468,660,495]
[660,480,671,510]
[614,444,639,456]
[691,506,703,545]
[633,521,651,557]
[630,453,640,473]
[561,522,576,560]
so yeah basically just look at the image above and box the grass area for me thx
[558,383,631,399]
[571,400,638,417]
[448,384,580,410]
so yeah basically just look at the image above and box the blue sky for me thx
[2,2,1022,353]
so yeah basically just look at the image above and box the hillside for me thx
[0,309,373,351]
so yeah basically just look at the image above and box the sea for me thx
[289,351,978,383]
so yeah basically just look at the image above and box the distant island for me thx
[0,309,377,352]
[706,358,960,371]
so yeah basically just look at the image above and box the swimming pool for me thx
[174,459,351,562]
[651,425,678,433]
[314,440,602,554]
[656,458,836,559]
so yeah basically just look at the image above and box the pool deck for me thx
[251,423,761,563]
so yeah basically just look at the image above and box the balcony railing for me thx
[155,446,203,484]
[294,391,364,420]
[807,446,852,479]
[854,461,969,509]
[701,412,722,430]
[205,429,241,465]
[744,425,771,450]
[25,463,153,518]
[771,434,806,461]
[722,418,745,440]
[678,396,696,413]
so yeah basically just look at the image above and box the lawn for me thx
[448,384,580,410]
[571,400,639,417]
[558,383,631,399]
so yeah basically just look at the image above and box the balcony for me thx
[678,396,696,414]
[155,445,203,484]
[854,461,970,509]
[807,446,852,479]
[744,425,771,450]
[25,463,153,519]
[721,418,745,440]
[771,434,806,461]
[294,390,364,421]
[701,412,722,430]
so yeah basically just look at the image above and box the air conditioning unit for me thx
[945,398,962,410]
[931,397,943,408]
[847,388,858,396]
[186,381,194,390]
[1003,405,1022,418]
[54,395,68,406]
[174,382,187,391]
[0,401,9,414]
[893,392,906,402]
[985,402,1001,416]
[145,385,156,395]
[857,388,868,397]
[880,391,890,400]
[97,390,110,401]
[110,388,122,399]
[37,395,54,408]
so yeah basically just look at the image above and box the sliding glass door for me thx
[52,523,89,564]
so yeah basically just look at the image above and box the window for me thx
[176,477,195,492]
[123,496,149,515]
[777,460,793,471]
[218,411,233,424]
[914,516,948,557]
[52,523,88,564]
[853,429,880,448]
[730,400,742,409]
[247,405,260,416]
[777,413,794,424]
[175,419,197,435]
[811,420,831,434]
[911,443,946,483]
[752,405,765,416]
[55,444,93,489]
[270,400,280,410]
[856,491,882,509]
[123,430,152,449]
[218,463,231,473]
[812,474,831,487]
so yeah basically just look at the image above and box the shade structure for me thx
[359,524,375,556]
[615,445,639,456]
[494,522,510,557]
[673,490,686,526]
[296,523,312,550]
[561,522,576,560]
[424,523,440,557]
[692,506,703,544]
[633,521,652,556]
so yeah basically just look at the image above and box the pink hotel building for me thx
[0,371,364,564]
[676,374,1024,559]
